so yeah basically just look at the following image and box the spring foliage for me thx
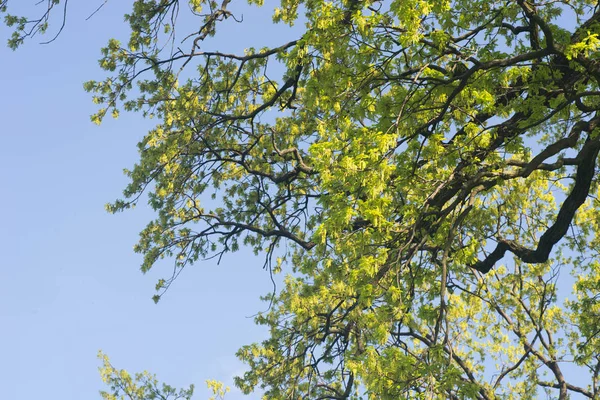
[5,0,600,398]
[98,351,228,400]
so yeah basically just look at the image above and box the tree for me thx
[98,351,228,400]
[4,0,600,398]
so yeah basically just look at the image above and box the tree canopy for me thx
[5,0,600,398]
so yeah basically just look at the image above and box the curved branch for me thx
[472,135,600,273]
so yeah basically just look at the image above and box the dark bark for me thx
[471,136,600,273]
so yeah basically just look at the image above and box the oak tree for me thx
[5,0,600,398]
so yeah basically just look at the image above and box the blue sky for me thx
[0,2,297,398]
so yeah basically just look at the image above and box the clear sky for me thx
[0,2,296,398]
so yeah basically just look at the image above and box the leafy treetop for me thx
[5,0,600,398]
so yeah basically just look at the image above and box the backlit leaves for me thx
[6,0,600,398]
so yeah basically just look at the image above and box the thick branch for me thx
[472,135,600,273]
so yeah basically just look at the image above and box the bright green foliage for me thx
[7,0,600,398]
[98,352,230,399]
[98,351,195,400]
[205,380,230,400]
[1,0,62,49]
